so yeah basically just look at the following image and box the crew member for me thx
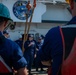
[24,35,37,75]
[40,0,76,75]
[0,3,28,75]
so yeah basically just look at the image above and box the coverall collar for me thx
[67,16,76,25]
[0,31,2,36]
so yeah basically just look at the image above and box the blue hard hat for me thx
[29,34,33,38]
[38,37,42,40]
[0,3,12,20]
[41,35,45,39]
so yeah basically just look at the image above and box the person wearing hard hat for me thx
[35,37,45,71]
[24,34,37,75]
[0,3,28,75]
[40,0,76,75]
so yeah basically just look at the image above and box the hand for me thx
[36,48,39,51]
[34,54,36,58]
[28,42,34,47]
[28,43,32,47]
[41,61,51,66]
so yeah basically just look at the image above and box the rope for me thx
[22,0,36,52]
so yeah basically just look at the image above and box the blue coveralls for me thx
[0,32,27,73]
[24,40,36,73]
[40,16,76,75]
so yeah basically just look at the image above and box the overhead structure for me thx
[37,0,69,5]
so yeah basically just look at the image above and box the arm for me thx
[24,41,33,50]
[12,43,28,75]
[40,35,52,66]
[40,27,60,61]
[40,27,63,74]
[40,30,52,61]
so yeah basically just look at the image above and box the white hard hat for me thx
[19,35,22,38]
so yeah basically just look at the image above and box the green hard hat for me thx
[0,3,12,20]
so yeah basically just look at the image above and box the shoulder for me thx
[47,26,60,35]
[6,38,17,45]
[45,26,60,39]
[15,40,19,42]
[5,38,20,50]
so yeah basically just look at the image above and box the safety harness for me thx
[60,24,76,75]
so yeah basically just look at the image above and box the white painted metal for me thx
[8,23,64,41]
[0,0,72,40]
[37,0,67,3]
[42,4,72,21]
[2,0,46,22]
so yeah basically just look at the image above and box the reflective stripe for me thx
[61,24,76,28]
[0,56,12,72]
[62,38,76,75]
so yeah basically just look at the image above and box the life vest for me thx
[60,25,76,75]
[0,56,13,74]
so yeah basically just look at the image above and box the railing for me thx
[37,0,53,1]
[37,0,70,5]
[37,0,68,3]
